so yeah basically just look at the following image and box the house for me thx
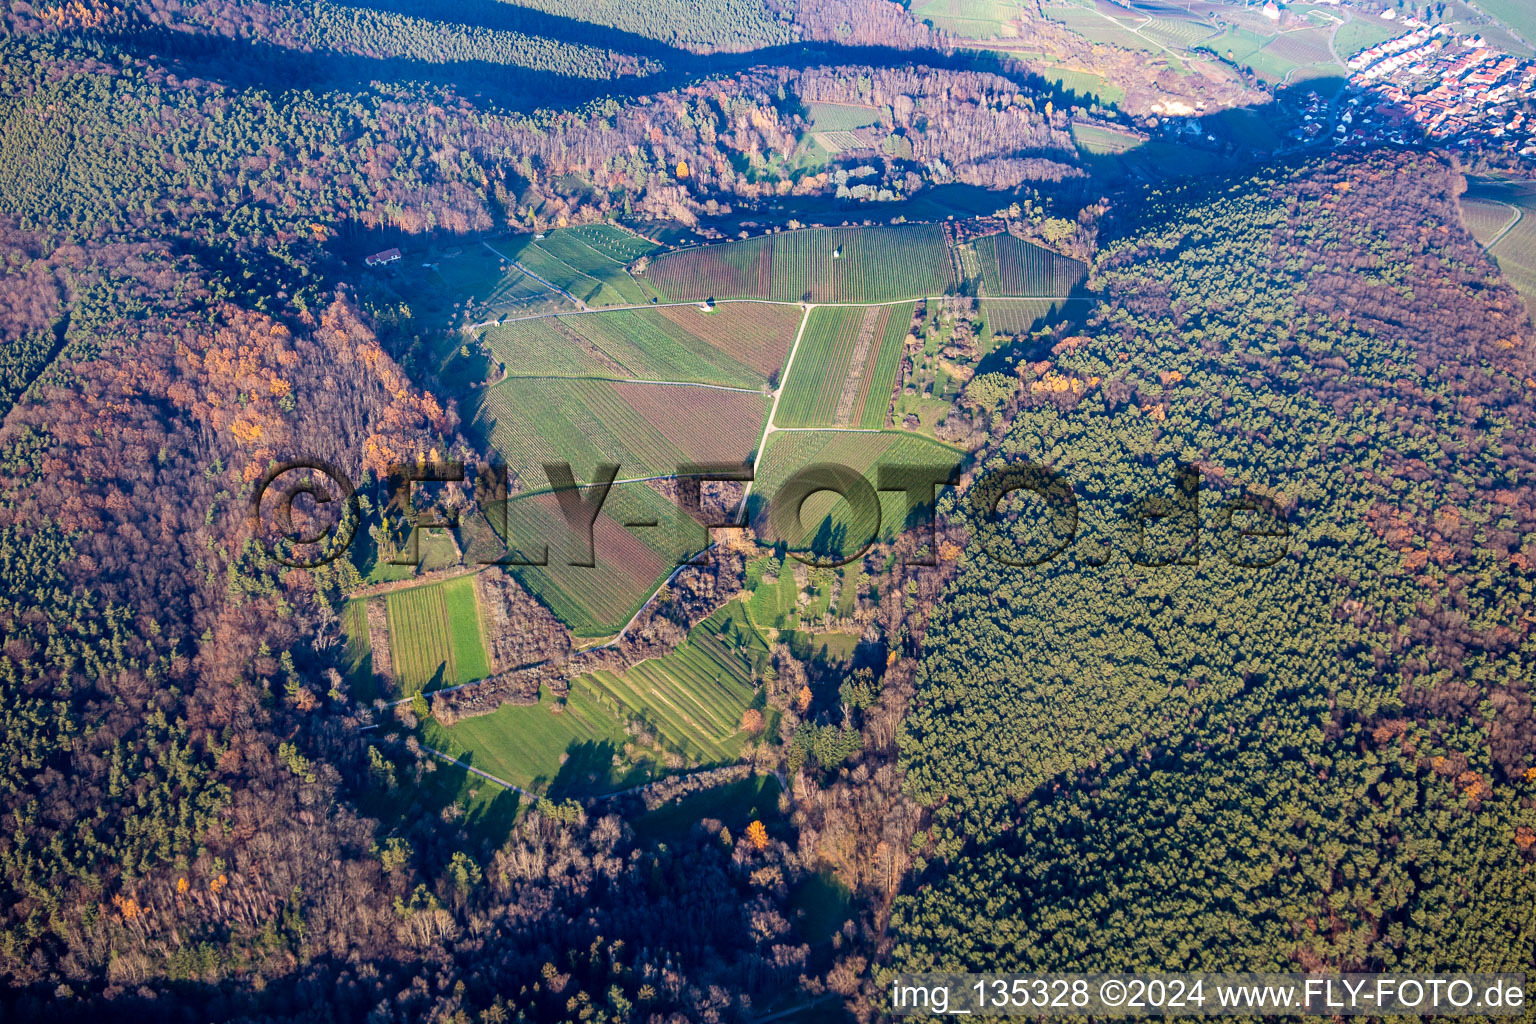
[365,247,402,267]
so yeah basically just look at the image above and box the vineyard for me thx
[423,599,767,794]
[775,303,912,428]
[806,102,881,131]
[573,599,767,763]
[983,297,1092,337]
[644,223,956,303]
[653,301,803,377]
[502,228,663,307]
[384,576,493,696]
[770,225,955,303]
[489,483,693,637]
[750,430,964,558]
[1459,198,1519,246]
[482,307,773,388]
[644,234,774,301]
[974,232,1088,296]
[472,376,767,486]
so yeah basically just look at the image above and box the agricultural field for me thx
[481,304,793,388]
[749,430,964,559]
[473,376,768,485]
[478,228,663,309]
[487,482,700,637]
[423,684,649,797]
[425,599,769,796]
[805,102,882,131]
[983,296,1091,338]
[420,245,571,323]
[775,303,913,428]
[644,224,956,303]
[974,232,1089,296]
[1463,178,1536,315]
[384,575,492,696]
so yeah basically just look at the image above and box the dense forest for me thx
[891,151,1536,987]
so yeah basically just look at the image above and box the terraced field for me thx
[646,224,955,303]
[775,303,912,428]
[384,576,492,696]
[974,232,1089,296]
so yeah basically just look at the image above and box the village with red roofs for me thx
[1339,21,1536,154]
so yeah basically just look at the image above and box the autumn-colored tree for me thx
[745,820,769,851]
[740,708,765,733]
[796,685,813,713]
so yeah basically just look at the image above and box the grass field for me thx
[974,232,1088,296]
[499,228,663,307]
[775,304,913,428]
[750,430,964,559]
[646,224,956,304]
[384,575,492,696]
[1465,0,1536,51]
[425,246,570,322]
[423,684,650,797]
[1462,178,1536,316]
[426,600,769,794]
[747,557,804,629]
[1333,17,1400,60]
